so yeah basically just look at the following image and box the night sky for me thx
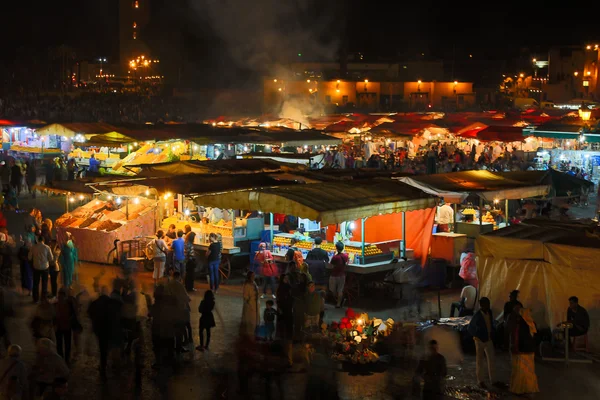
[2,1,600,86]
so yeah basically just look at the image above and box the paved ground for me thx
[3,191,599,399]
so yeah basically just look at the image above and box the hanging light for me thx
[69,197,75,203]
[115,197,122,205]
[145,189,150,196]
[107,195,113,200]
[184,209,190,216]
[78,195,84,200]
[133,197,140,204]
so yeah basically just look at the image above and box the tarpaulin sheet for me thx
[194,178,437,226]
[476,235,544,260]
[477,255,600,346]
[352,207,436,266]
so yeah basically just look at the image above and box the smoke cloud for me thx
[189,0,343,120]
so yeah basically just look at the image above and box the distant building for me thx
[263,77,474,112]
[542,45,599,103]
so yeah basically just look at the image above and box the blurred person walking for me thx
[468,297,501,389]
[58,232,77,289]
[87,287,111,381]
[31,338,69,398]
[508,307,539,395]
[0,344,28,400]
[414,340,447,400]
[31,295,56,343]
[54,288,78,365]
[197,290,215,351]
[28,235,53,303]
[329,242,348,308]
[206,233,221,293]
[240,272,259,337]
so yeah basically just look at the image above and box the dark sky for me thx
[2,1,600,80]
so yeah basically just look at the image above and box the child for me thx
[197,290,215,351]
[264,300,277,341]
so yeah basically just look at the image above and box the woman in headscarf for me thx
[293,250,312,282]
[59,232,78,288]
[508,307,539,395]
[254,242,276,299]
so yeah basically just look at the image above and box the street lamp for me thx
[579,104,592,148]
[453,80,458,94]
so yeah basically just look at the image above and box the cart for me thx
[107,236,155,273]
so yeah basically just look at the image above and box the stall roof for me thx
[499,169,595,198]
[475,126,527,142]
[368,122,439,138]
[84,132,137,146]
[36,123,122,138]
[398,170,550,203]
[524,122,583,139]
[135,159,305,177]
[193,178,437,225]
[90,172,304,196]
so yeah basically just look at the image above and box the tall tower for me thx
[119,0,150,72]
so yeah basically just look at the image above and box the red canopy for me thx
[475,126,525,142]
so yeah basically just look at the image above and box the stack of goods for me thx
[56,198,154,232]
[481,211,496,227]
[461,206,477,222]
[68,149,120,161]
[272,236,292,255]
[321,308,394,364]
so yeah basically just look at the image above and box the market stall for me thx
[194,178,438,303]
[87,168,308,278]
[55,197,157,263]
[477,219,600,350]
[399,171,551,266]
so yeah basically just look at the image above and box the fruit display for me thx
[461,207,477,215]
[273,236,292,245]
[345,245,382,256]
[321,242,336,252]
[482,211,495,224]
[294,241,313,250]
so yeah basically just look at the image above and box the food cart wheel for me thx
[343,273,360,306]
[219,256,231,283]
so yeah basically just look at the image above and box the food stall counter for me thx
[194,243,241,255]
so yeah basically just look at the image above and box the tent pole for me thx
[66,192,69,213]
[479,197,483,232]
[361,217,366,263]
[126,198,129,220]
[401,211,406,259]
[269,213,274,247]
[505,199,509,227]
[452,203,457,233]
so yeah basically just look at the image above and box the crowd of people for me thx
[0,93,199,124]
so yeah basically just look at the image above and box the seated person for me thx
[450,284,477,317]
[563,296,590,338]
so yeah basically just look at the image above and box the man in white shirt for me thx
[450,284,477,317]
[436,202,454,232]
[28,235,54,303]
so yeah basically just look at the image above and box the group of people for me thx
[463,289,590,397]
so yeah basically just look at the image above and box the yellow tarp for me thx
[476,235,545,260]
[36,123,122,138]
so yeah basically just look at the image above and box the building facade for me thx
[263,77,474,112]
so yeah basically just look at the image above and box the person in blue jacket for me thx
[468,297,502,389]
[88,154,100,176]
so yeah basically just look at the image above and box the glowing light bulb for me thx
[133,197,140,204]
[145,189,150,196]
[116,197,122,205]
[69,197,75,203]
[78,195,84,200]
[107,195,113,200]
